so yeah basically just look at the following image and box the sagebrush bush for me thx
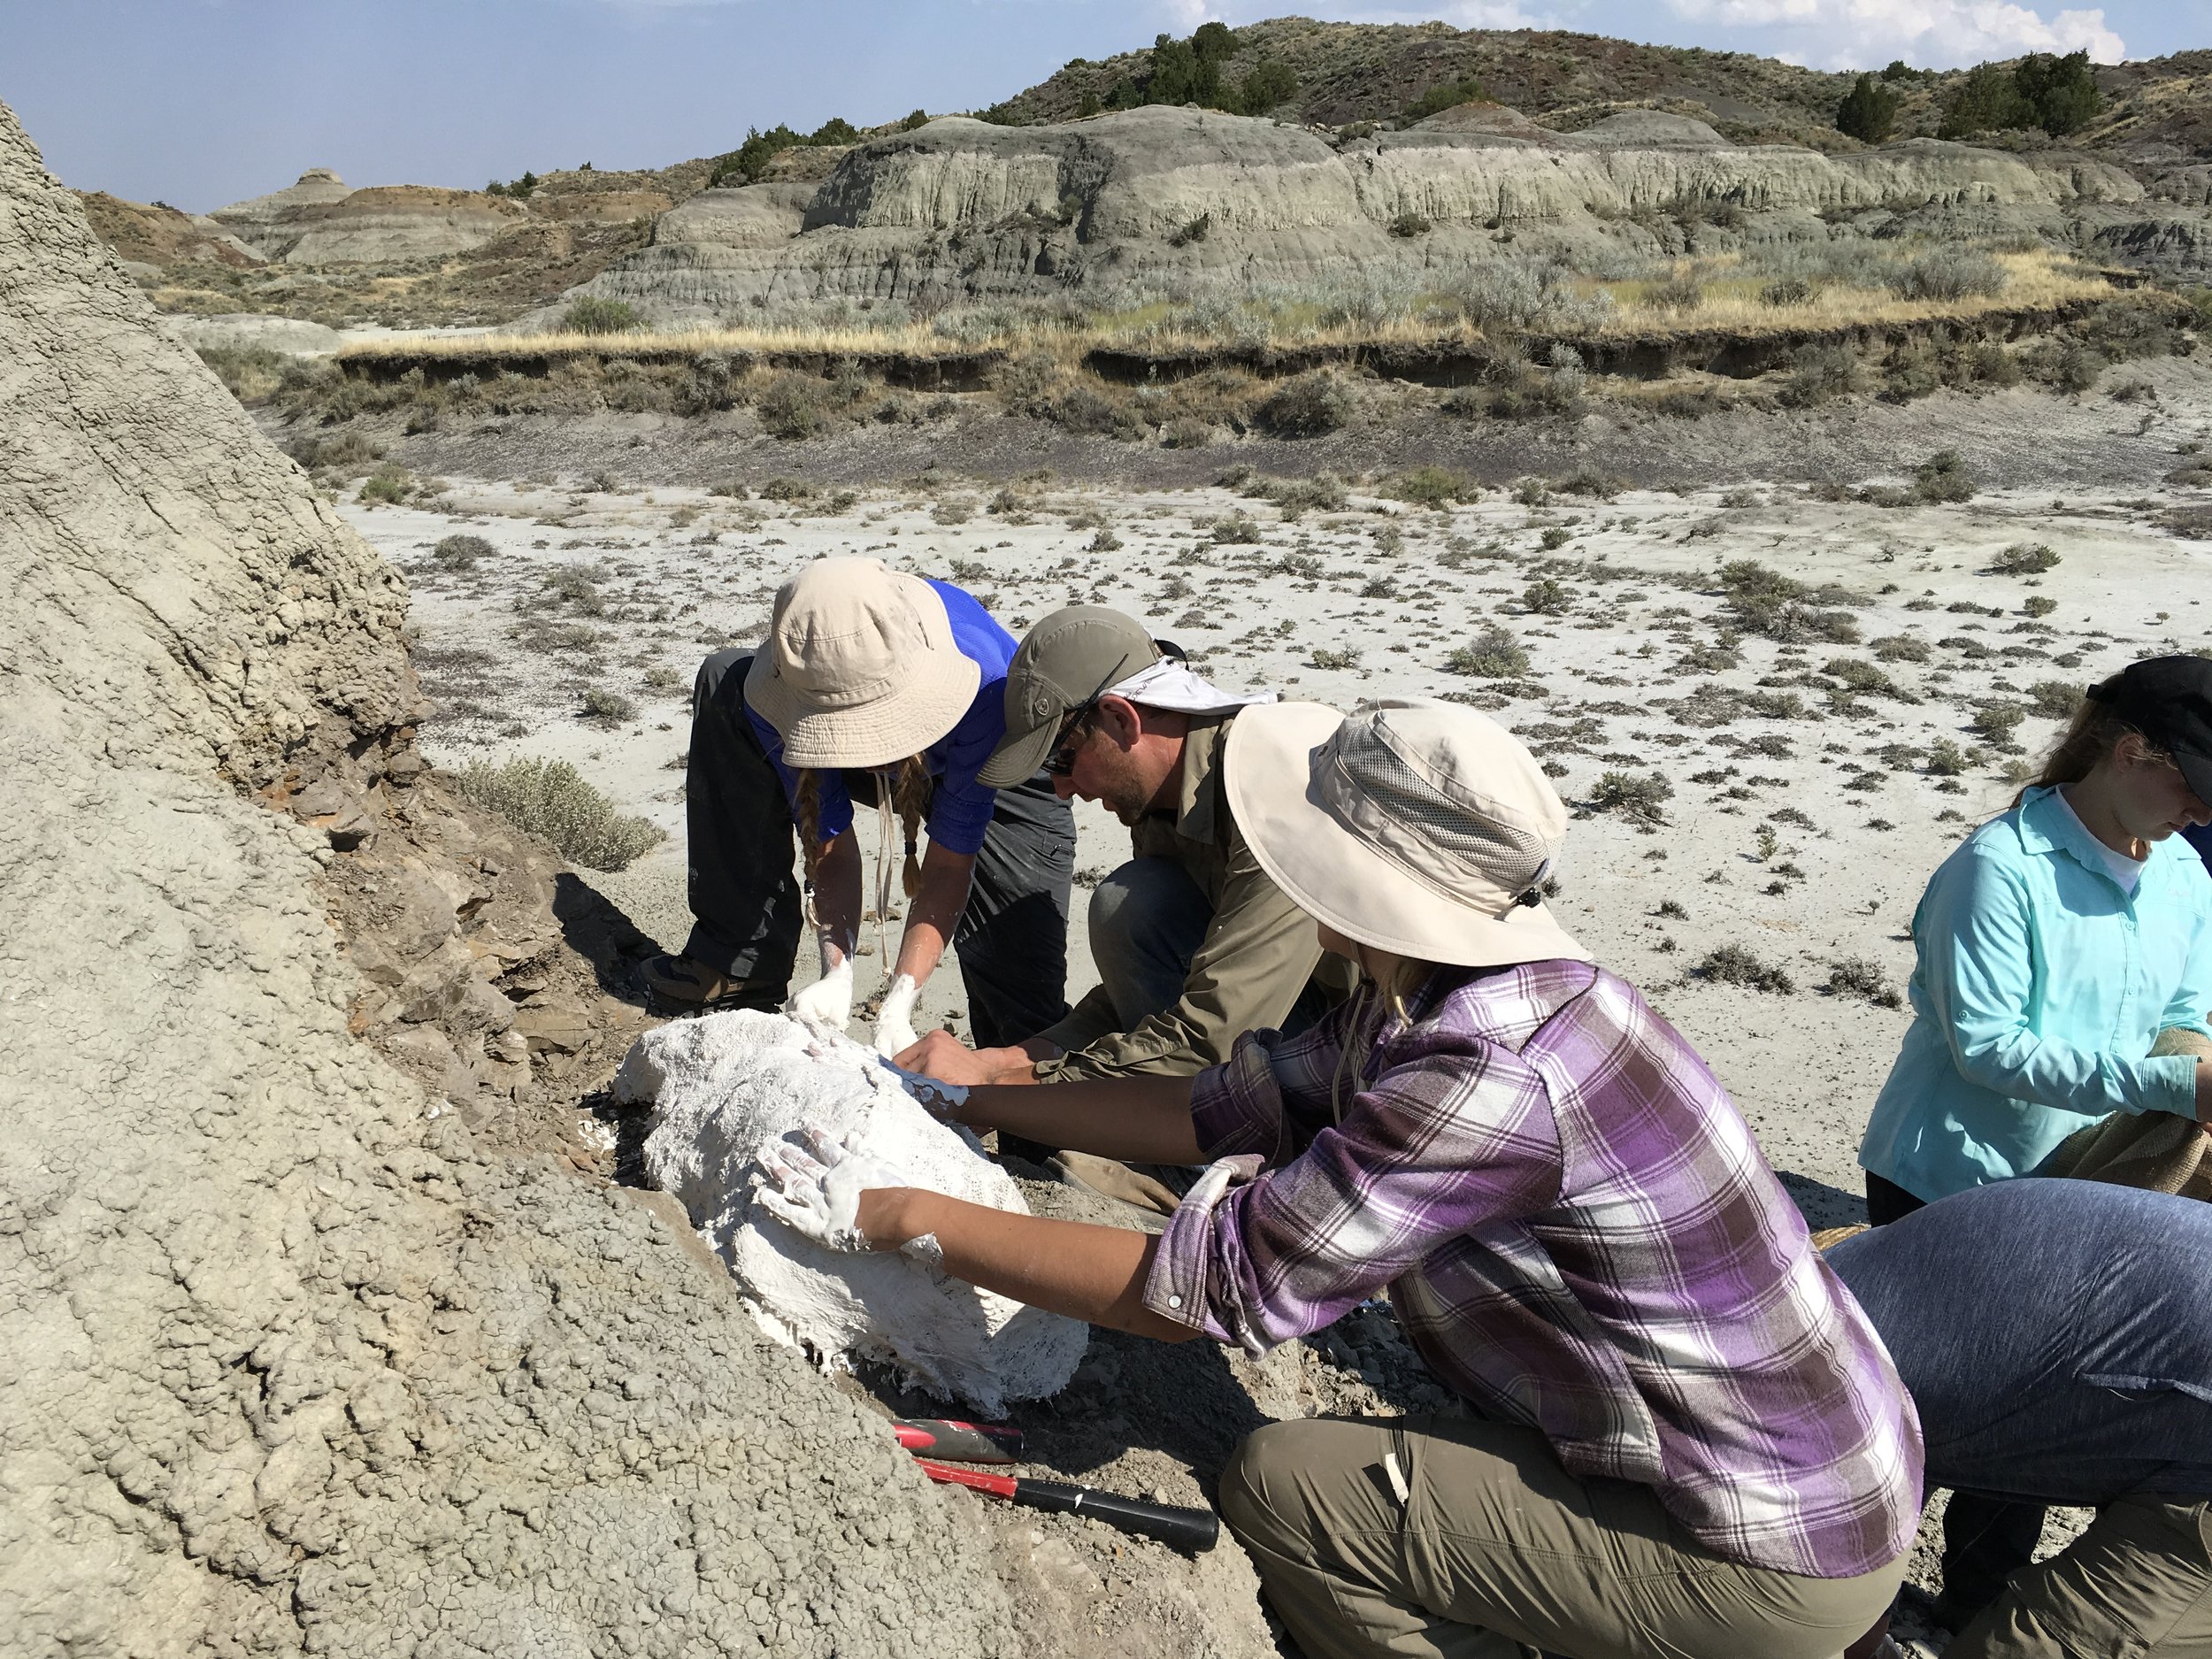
[1698,944,1795,995]
[1445,625,1531,680]
[580,686,638,725]
[1255,370,1354,438]
[1989,541,2060,574]
[1591,771,1674,825]
[2027,679,2084,718]
[561,296,645,335]
[1826,957,1901,1007]
[456,757,664,872]
[1913,449,1976,503]
[433,534,494,570]
[1889,250,2006,303]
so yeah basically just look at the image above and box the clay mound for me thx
[0,94,1017,1658]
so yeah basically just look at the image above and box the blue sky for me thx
[2,0,2191,213]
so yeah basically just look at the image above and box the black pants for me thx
[678,649,1074,1048]
[1864,1173,2048,1624]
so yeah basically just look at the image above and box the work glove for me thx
[787,954,854,1033]
[750,1125,941,1265]
[872,972,921,1059]
[874,1059,971,1125]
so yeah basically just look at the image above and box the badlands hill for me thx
[561,103,2182,327]
[81,18,2212,335]
[0,93,1031,1656]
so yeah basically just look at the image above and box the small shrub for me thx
[1167,212,1211,248]
[455,756,664,872]
[1781,345,1863,407]
[1826,957,1901,1007]
[1591,771,1674,826]
[1970,702,2028,745]
[1522,578,1571,615]
[1087,526,1123,552]
[1988,541,2060,575]
[756,373,830,440]
[1913,449,1975,503]
[1387,465,1479,508]
[1538,526,1573,551]
[1645,266,1705,315]
[433,534,493,570]
[1210,513,1263,544]
[1446,624,1531,679]
[1762,276,1816,308]
[1255,370,1354,438]
[1870,634,1930,663]
[2026,679,2084,719]
[2021,595,2058,618]
[1387,211,1432,238]
[1926,738,1972,775]
[561,296,645,335]
[1697,944,1795,995]
[1889,250,2006,303]
[580,686,638,725]
[358,465,413,505]
[1310,647,1362,670]
[931,496,976,526]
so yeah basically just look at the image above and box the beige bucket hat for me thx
[1225,697,1591,968]
[743,558,981,769]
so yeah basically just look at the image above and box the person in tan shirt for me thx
[893,607,1348,1094]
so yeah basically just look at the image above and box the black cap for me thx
[2089,656,2212,803]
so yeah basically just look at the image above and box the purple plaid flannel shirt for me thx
[1145,959,1923,1579]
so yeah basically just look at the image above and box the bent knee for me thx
[1221,1420,1312,1546]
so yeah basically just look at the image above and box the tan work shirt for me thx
[1033,711,1349,1082]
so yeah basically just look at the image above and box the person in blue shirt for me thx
[1854,653,2212,1626]
[641,557,1074,1057]
[1858,655,2212,1214]
[1826,1179,2212,1657]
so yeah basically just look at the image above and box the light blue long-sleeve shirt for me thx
[1857,785,2212,1202]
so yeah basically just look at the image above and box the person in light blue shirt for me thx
[1857,657,2212,1215]
[1854,656,2212,1630]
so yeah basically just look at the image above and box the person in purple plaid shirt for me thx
[755,697,1923,1659]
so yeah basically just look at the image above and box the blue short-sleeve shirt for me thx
[744,580,1016,857]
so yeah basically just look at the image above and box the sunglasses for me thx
[1044,706,1096,777]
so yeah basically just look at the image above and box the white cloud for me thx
[1660,0,2124,67]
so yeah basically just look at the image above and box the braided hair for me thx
[795,756,933,928]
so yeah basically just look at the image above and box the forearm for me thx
[812,833,861,960]
[892,847,976,986]
[956,1074,1204,1164]
[868,1188,1194,1340]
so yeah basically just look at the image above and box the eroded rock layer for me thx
[566,105,2186,323]
[0,96,1018,1659]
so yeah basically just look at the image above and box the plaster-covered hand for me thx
[874,1058,972,1125]
[872,972,921,1059]
[751,1125,920,1256]
[787,955,854,1033]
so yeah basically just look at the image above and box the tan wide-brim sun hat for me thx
[743,557,981,769]
[1225,697,1592,969]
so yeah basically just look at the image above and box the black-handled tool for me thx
[914,1458,1219,1553]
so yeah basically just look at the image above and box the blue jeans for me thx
[1088,856,1330,1036]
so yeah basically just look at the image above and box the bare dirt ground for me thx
[330,365,2212,1657]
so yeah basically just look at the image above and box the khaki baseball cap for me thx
[742,557,980,769]
[1225,697,1590,968]
[978,606,1164,787]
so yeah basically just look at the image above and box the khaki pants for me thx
[1947,1494,2212,1659]
[1220,1414,1906,1659]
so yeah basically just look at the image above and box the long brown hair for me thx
[795,756,933,926]
[2012,697,2170,808]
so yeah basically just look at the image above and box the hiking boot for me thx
[640,953,782,1015]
